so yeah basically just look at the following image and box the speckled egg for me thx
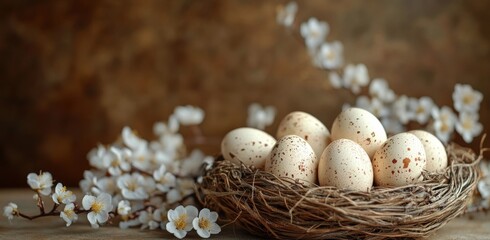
[265,135,317,186]
[409,130,448,173]
[331,107,387,158]
[318,139,373,192]
[221,127,276,169]
[372,133,426,187]
[276,111,330,159]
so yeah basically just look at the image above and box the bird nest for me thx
[197,143,483,239]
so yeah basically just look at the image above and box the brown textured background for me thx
[0,0,489,187]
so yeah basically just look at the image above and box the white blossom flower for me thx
[139,209,158,230]
[128,144,152,172]
[166,205,198,239]
[151,148,173,166]
[158,133,185,160]
[453,83,483,113]
[52,183,76,205]
[408,97,435,124]
[153,122,167,136]
[104,147,131,176]
[276,1,297,28]
[432,106,457,144]
[153,116,179,136]
[355,96,389,118]
[117,173,155,200]
[180,149,209,177]
[87,144,110,170]
[478,176,490,200]
[455,111,483,143]
[79,170,106,195]
[392,95,411,124]
[316,41,343,69]
[192,208,221,238]
[247,103,276,130]
[329,72,343,89]
[119,218,141,229]
[173,105,205,126]
[167,178,196,204]
[3,202,18,221]
[154,207,168,230]
[300,18,329,51]
[369,78,396,103]
[203,156,214,171]
[122,126,148,151]
[381,117,405,134]
[117,200,131,216]
[60,203,78,227]
[343,64,370,94]
[93,176,118,196]
[82,193,113,228]
[27,172,53,196]
[153,165,176,193]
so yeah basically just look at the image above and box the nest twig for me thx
[197,143,482,239]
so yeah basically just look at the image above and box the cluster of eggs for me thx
[221,108,447,192]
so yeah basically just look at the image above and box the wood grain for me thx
[1,189,489,239]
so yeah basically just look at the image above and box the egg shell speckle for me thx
[409,130,448,173]
[331,107,387,158]
[265,135,318,186]
[276,111,330,159]
[372,133,426,187]
[221,127,276,169]
[318,139,373,192]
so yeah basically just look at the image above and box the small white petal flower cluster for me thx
[247,103,276,130]
[4,105,222,237]
[78,105,218,231]
[452,84,484,143]
[276,1,297,28]
[3,203,18,221]
[300,16,343,70]
[5,171,82,227]
[166,206,221,239]
[478,160,490,209]
[281,3,484,145]
[27,172,53,196]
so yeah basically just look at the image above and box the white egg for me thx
[221,127,276,169]
[265,135,317,186]
[331,107,387,158]
[276,111,330,159]
[409,130,447,172]
[318,139,373,192]
[372,133,426,187]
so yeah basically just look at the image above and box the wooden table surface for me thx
[1,189,490,239]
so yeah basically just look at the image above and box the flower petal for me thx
[197,228,211,238]
[209,222,221,234]
[166,221,177,234]
[39,187,52,196]
[174,229,187,239]
[208,211,218,223]
[87,212,97,225]
[185,205,198,219]
[82,195,95,210]
[96,211,109,224]
[192,217,200,230]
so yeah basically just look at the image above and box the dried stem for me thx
[16,208,90,221]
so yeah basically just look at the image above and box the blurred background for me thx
[0,0,489,187]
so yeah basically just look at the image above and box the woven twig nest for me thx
[197,143,482,239]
